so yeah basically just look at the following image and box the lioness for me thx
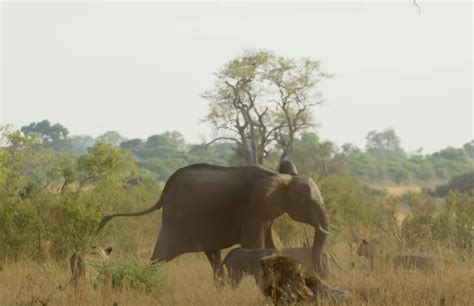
[70,246,113,288]
[357,239,436,272]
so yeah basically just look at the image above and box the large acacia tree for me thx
[203,50,329,165]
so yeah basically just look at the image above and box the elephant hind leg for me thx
[150,225,182,262]
[205,250,224,286]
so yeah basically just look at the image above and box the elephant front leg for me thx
[264,221,276,249]
[205,250,224,287]
[241,221,265,249]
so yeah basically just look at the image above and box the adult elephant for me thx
[97,163,329,277]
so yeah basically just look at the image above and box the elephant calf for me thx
[222,247,338,287]
[357,239,437,272]
[223,248,275,287]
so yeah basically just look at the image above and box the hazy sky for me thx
[1,1,472,153]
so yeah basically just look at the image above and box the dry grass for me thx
[1,250,473,306]
[373,185,423,196]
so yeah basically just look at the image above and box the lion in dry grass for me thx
[70,246,113,288]
[357,239,437,272]
[258,254,351,305]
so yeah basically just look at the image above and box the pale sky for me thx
[1,1,472,153]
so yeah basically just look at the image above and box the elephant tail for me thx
[96,199,163,234]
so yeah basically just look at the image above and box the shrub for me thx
[94,256,167,292]
[47,194,104,259]
[398,191,474,254]
[433,172,474,197]
[0,200,44,262]
[273,214,313,246]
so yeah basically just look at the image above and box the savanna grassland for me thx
[1,119,473,306]
[1,243,473,306]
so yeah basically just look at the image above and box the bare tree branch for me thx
[206,137,241,146]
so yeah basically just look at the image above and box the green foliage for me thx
[97,131,126,147]
[343,130,473,184]
[273,214,313,246]
[47,194,104,259]
[1,128,78,202]
[129,131,235,180]
[440,192,474,252]
[187,143,235,166]
[1,120,473,267]
[433,172,474,197]
[0,127,150,263]
[20,120,69,150]
[463,140,474,159]
[318,175,381,240]
[203,49,328,164]
[120,138,144,155]
[62,135,96,155]
[78,141,136,186]
[363,190,474,255]
[95,257,167,292]
[365,128,406,160]
[0,199,44,260]
[399,193,439,250]
[287,132,347,179]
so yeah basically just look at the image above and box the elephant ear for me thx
[278,160,298,175]
[246,175,292,217]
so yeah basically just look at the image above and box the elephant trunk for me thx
[311,206,329,276]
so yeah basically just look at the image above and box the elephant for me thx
[223,248,275,287]
[97,163,330,279]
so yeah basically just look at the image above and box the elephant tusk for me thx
[329,224,339,229]
[319,226,333,235]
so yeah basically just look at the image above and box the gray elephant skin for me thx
[97,163,329,276]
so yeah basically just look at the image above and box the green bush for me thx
[319,175,381,239]
[94,256,167,292]
[398,192,474,254]
[273,214,313,246]
[440,192,474,252]
[433,172,474,197]
[47,194,104,259]
[0,200,44,261]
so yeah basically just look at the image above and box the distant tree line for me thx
[14,119,474,186]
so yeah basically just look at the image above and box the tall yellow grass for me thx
[1,249,473,306]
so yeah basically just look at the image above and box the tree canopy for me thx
[203,49,329,164]
[21,120,69,150]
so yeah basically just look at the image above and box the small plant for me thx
[94,256,166,292]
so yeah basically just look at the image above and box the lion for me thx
[258,254,352,305]
[70,246,113,288]
[357,239,437,272]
